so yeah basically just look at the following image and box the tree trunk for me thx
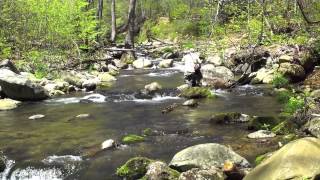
[97,0,103,20]
[110,0,117,43]
[125,0,137,49]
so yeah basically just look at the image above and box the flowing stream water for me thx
[0,66,283,179]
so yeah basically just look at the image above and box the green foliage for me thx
[255,154,269,165]
[25,51,49,79]
[284,96,305,114]
[276,90,293,104]
[272,73,289,88]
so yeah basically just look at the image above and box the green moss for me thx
[116,157,153,179]
[255,153,272,165]
[181,87,216,99]
[271,120,296,135]
[122,134,145,144]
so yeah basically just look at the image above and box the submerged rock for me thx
[180,87,215,99]
[122,134,145,144]
[169,143,250,172]
[116,157,153,179]
[0,98,21,111]
[182,99,198,107]
[247,130,276,139]
[179,167,225,180]
[0,156,5,173]
[143,161,180,180]
[76,114,90,118]
[28,114,45,120]
[0,69,49,101]
[101,139,115,150]
[210,112,251,124]
[244,137,320,180]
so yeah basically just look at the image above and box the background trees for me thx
[0,0,319,65]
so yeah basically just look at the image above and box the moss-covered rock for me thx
[245,137,320,180]
[248,116,280,131]
[210,112,251,124]
[122,134,145,144]
[142,161,180,180]
[142,128,153,136]
[116,157,153,179]
[180,87,215,99]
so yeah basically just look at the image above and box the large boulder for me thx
[169,143,250,172]
[179,167,225,180]
[206,54,223,66]
[250,68,274,84]
[0,59,20,74]
[278,63,306,82]
[133,58,153,69]
[304,69,320,89]
[0,69,49,101]
[112,59,128,69]
[143,161,180,180]
[182,52,201,63]
[61,71,84,88]
[201,65,234,88]
[304,118,320,138]
[244,137,320,180]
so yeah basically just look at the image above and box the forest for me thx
[0,0,320,179]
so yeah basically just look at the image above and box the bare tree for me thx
[97,0,103,20]
[110,0,117,43]
[125,0,137,49]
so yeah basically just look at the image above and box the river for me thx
[0,65,282,179]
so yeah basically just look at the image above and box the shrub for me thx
[272,73,289,88]
[276,90,293,104]
[284,96,305,114]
